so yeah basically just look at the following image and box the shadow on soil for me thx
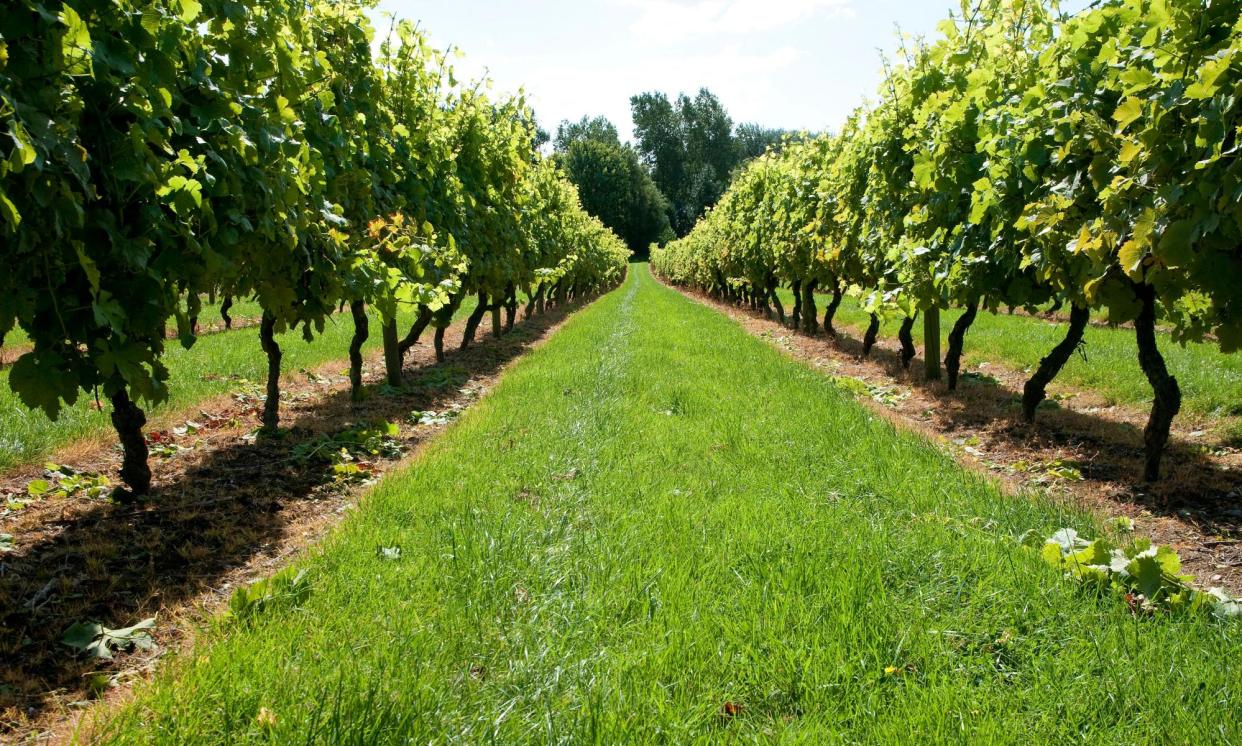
[722,294,1242,531]
[0,298,588,731]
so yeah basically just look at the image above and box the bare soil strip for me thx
[0,298,593,742]
[664,280,1242,595]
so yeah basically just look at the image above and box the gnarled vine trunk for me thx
[431,288,465,363]
[460,291,489,350]
[490,301,503,338]
[944,299,978,391]
[220,296,234,330]
[790,279,803,331]
[801,279,818,335]
[525,283,543,319]
[110,388,151,499]
[259,312,282,431]
[397,306,433,360]
[348,300,368,401]
[504,283,518,333]
[823,281,844,337]
[767,276,785,324]
[382,316,402,387]
[898,314,918,369]
[1021,304,1089,422]
[537,284,549,315]
[862,313,880,357]
[1134,283,1181,482]
[433,327,446,362]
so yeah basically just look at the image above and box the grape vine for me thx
[653,0,1242,481]
[0,0,629,498]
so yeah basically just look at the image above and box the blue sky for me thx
[373,1,1082,142]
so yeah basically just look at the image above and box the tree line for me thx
[554,90,792,254]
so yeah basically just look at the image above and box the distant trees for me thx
[552,94,794,248]
[735,123,791,162]
[554,117,673,254]
[631,89,792,236]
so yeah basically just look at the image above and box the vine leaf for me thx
[62,617,157,660]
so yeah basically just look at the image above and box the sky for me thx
[372,0,1080,143]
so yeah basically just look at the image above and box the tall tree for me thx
[630,92,687,227]
[630,88,744,236]
[555,116,620,152]
[554,117,671,254]
[735,123,790,162]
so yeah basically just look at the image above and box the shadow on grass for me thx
[0,296,592,732]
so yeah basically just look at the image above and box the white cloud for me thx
[617,0,854,44]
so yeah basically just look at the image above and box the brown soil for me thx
[667,281,1242,595]
[0,298,591,743]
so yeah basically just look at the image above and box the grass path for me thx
[0,299,477,473]
[776,289,1242,429]
[97,265,1238,743]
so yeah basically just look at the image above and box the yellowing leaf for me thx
[1118,239,1146,278]
[176,0,202,22]
[1112,97,1143,132]
[1118,139,1143,165]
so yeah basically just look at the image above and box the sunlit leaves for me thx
[0,0,628,459]
[656,0,1242,352]
[58,5,93,77]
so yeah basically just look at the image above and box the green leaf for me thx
[1156,220,1196,269]
[1112,97,1143,132]
[0,190,19,229]
[76,246,101,293]
[140,7,162,36]
[62,617,157,660]
[9,352,79,418]
[1126,550,1167,600]
[59,4,94,76]
[62,622,105,656]
[8,122,38,170]
[175,0,202,22]
[1118,240,1145,277]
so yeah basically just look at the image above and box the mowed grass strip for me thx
[0,298,476,473]
[98,265,1238,743]
[774,288,1242,425]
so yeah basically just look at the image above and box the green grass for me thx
[2,297,267,349]
[775,289,1242,421]
[98,264,1238,743]
[0,298,477,472]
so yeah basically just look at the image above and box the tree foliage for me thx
[554,116,672,253]
[631,88,798,236]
